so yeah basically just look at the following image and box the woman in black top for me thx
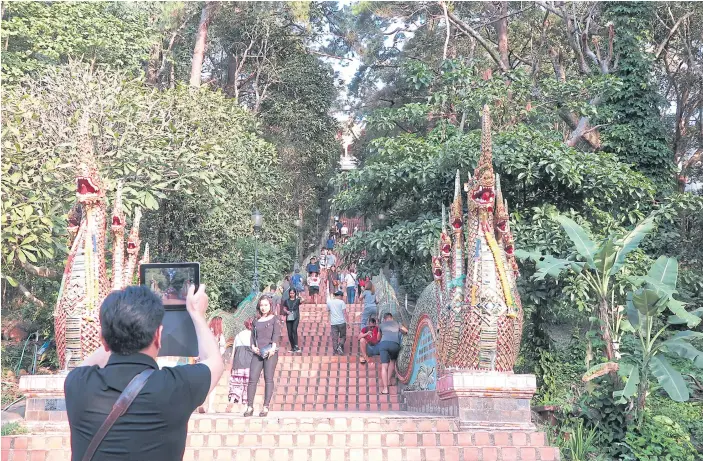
[281,288,302,353]
[245,296,281,417]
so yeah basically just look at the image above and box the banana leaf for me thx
[649,355,689,402]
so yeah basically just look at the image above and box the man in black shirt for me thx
[64,284,224,461]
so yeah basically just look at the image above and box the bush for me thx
[622,415,697,461]
[0,422,27,436]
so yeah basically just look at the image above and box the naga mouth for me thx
[441,243,451,255]
[77,177,99,196]
[505,244,514,255]
[127,241,137,250]
[433,268,443,279]
[496,221,507,233]
[472,187,495,211]
[452,218,462,229]
[112,216,123,227]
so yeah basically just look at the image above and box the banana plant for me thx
[516,214,656,362]
[615,256,703,426]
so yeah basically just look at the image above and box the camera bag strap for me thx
[81,368,155,461]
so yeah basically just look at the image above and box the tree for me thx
[616,257,703,426]
[0,2,156,82]
[517,214,663,362]
[189,1,217,88]
[1,61,296,312]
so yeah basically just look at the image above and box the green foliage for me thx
[576,383,631,458]
[0,422,27,436]
[615,257,703,426]
[648,397,703,454]
[1,2,156,83]
[600,2,673,182]
[562,419,598,461]
[2,61,299,314]
[623,415,697,461]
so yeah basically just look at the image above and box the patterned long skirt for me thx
[228,367,250,403]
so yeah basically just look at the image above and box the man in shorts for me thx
[307,272,321,305]
[376,313,408,395]
[357,317,380,364]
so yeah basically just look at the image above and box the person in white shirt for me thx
[340,223,349,243]
[344,269,357,304]
[326,252,336,269]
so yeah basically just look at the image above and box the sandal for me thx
[197,406,206,414]
[380,389,389,395]
[243,407,254,417]
[259,406,269,417]
[359,357,367,364]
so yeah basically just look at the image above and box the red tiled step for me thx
[1,446,560,461]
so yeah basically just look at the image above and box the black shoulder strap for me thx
[81,368,154,461]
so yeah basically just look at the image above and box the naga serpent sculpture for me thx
[397,105,523,385]
[54,113,146,370]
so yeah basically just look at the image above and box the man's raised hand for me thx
[186,283,208,318]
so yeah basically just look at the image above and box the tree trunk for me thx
[226,52,237,97]
[298,204,304,263]
[189,2,215,88]
[599,297,615,361]
[494,1,509,69]
[146,42,161,85]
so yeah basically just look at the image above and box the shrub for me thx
[622,415,697,461]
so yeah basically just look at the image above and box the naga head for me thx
[75,112,104,205]
[469,105,496,213]
[126,208,142,255]
[431,256,443,281]
[439,232,452,258]
[111,182,125,233]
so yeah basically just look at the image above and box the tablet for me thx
[140,262,200,357]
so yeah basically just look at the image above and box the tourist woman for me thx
[245,296,281,417]
[327,265,340,296]
[198,316,228,413]
[281,288,302,353]
[361,280,378,327]
[226,318,254,412]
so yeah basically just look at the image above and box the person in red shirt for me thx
[358,317,381,364]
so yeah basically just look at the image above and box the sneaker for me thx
[294,347,302,353]
[336,346,344,355]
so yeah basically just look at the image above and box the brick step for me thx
[214,384,398,394]
[210,394,402,405]
[209,402,404,412]
[264,356,382,364]
[3,431,551,449]
[0,446,560,461]
[16,413,459,434]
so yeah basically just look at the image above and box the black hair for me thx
[368,317,377,325]
[100,286,165,355]
[269,284,276,291]
[288,288,297,297]
[256,295,274,315]
[383,312,393,320]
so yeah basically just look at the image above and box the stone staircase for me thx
[1,298,560,460]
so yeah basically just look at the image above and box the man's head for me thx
[334,290,344,299]
[368,317,377,326]
[383,312,393,321]
[100,286,164,356]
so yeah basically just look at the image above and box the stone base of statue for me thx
[19,374,68,422]
[403,371,536,431]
